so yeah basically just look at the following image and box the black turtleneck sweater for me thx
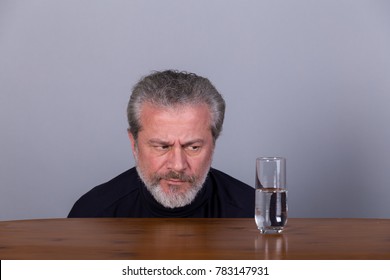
[68,167,254,218]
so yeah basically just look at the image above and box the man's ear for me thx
[127,130,137,158]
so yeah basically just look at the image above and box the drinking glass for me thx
[255,157,287,234]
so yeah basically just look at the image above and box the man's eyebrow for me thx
[182,139,204,146]
[147,139,172,146]
[147,139,204,146]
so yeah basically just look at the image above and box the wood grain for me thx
[1,218,389,259]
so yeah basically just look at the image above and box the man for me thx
[68,70,254,218]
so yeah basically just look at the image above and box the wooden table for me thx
[1,218,389,259]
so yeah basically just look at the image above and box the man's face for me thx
[128,103,215,208]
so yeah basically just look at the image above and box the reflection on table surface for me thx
[1,218,390,260]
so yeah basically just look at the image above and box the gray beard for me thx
[135,166,210,209]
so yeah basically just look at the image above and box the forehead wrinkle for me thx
[138,102,214,146]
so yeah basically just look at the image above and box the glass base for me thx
[258,228,283,234]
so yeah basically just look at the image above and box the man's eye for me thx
[155,145,170,151]
[187,146,200,151]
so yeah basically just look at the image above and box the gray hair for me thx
[127,70,225,142]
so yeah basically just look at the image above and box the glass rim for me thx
[256,156,286,161]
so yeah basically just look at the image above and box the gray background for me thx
[1,0,389,221]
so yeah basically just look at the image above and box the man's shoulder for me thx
[68,168,140,217]
[89,168,139,196]
[208,168,254,217]
[209,168,254,192]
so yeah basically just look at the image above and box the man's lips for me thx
[163,178,187,185]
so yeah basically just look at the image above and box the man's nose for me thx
[167,147,188,172]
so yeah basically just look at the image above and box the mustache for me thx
[158,171,196,183]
